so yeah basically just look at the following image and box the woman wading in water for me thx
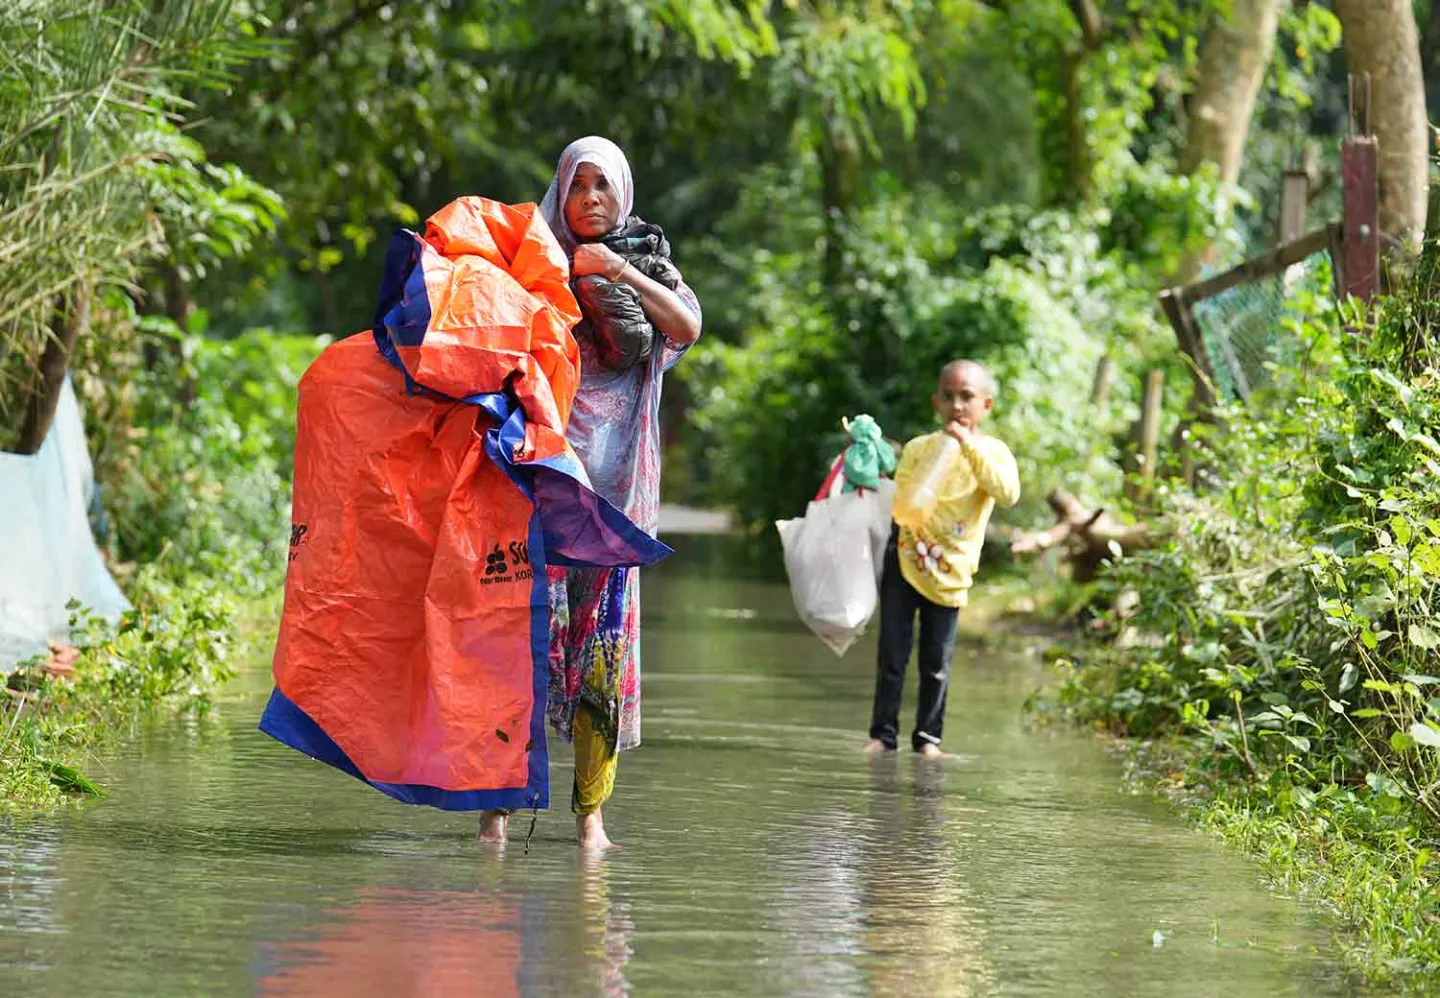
[481,136,702,850]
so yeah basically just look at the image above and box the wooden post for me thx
[1341,139,1381,301]
[1090,354,1113,418]
[1083,353,1114,466]
[1278,169,1311,246]
[1124,369,1165,502]
[1159,289,1218,411]
[1341,74,1381,302]
[1139,369,1164,489]
[1177,421,1197,488]
[1301,141,1320,188]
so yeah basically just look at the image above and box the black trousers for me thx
[869,526,960,751]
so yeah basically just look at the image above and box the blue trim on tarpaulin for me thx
[523,511,551,812]
[258,688,536,812]
[372,229,435,397]
[476,394,671,570]
[373,230,431,349]
[531,466,669,568]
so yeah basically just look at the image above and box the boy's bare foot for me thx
[916,742,944,759]
[863,739,893,754]
[576,811,614,851]
[478,810,508,843]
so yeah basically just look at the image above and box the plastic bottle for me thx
[892,434,961,529]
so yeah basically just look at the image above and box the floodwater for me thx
[1,538,1360,996]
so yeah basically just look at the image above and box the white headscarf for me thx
[539,136,635,254]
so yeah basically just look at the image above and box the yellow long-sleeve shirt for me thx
[895,431,1020,608]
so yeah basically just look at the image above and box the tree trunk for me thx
[163,263,192,328]
[1335,0,1430,245]
[1061,51,1090,202]
[1180,0,1282,184]
[1059,0,1102,203]
[819,115,861,289]
[15,285,91,455]
[1176,0,1282,282]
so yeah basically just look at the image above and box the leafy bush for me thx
[83,312,325,595]
[2,568,238,809]
[1059,278,1440,795]
[683,181,1197,537]
[3,317,321,807]
[1045,260,1440,979]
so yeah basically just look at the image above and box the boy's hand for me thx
[945,420,976,444]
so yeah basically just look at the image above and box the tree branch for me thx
[1067,0,1103,49]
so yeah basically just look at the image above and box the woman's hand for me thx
[572,243,627,280]
[574,243,702,346]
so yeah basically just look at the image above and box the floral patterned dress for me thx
[546,282,701,753]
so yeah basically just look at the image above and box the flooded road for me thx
[1,539,1358,996]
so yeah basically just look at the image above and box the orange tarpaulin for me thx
[259,197,669,811]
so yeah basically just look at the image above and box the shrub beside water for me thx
[1044,268,1440,983]
[682,189,1185,539]
[1,322,324,808]
[2,572,238,808]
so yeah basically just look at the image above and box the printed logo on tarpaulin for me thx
[288,523,310,563]
[481,538,532,585]
[484,544,508,577]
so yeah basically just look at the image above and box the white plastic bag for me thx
[867,478,896,584]
[817,458,896,586]
[776,489,884,657]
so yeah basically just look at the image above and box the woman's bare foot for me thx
[863,739,893,754]
[576,811,613,851]
[478,810,508,843]
[916,742,944,759]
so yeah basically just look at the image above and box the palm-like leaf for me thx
[0,0,267,441]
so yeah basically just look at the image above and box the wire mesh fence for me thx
[1188,250,1333,402]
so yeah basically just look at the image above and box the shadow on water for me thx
[0,536,1367,996]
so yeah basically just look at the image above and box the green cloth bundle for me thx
[841,414,896,492]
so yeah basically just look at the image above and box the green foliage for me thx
[97,322,323,593]
[685,179,1168,536]
[2,570,239,809]
[1100,158,1239,275]
[1044,258,1440,981]
[71,568,237,707]
[1202,781,1440,986]
[0,0,298,801]
[770,2,928,151]
[0,0,276,440]
[143,134,287,287]
[194,0,792,329]
[985,0,1227,203]
[3,317,315,808]
[1105,734,1440,987]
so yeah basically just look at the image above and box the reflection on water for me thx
[258,889,526,997]
[0,538,1362,996]
[258,868,633,998]
[858,758,991,997]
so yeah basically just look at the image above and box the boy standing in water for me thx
[865,360,1020,757]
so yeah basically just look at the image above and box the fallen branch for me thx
[1011,489,1164,582]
